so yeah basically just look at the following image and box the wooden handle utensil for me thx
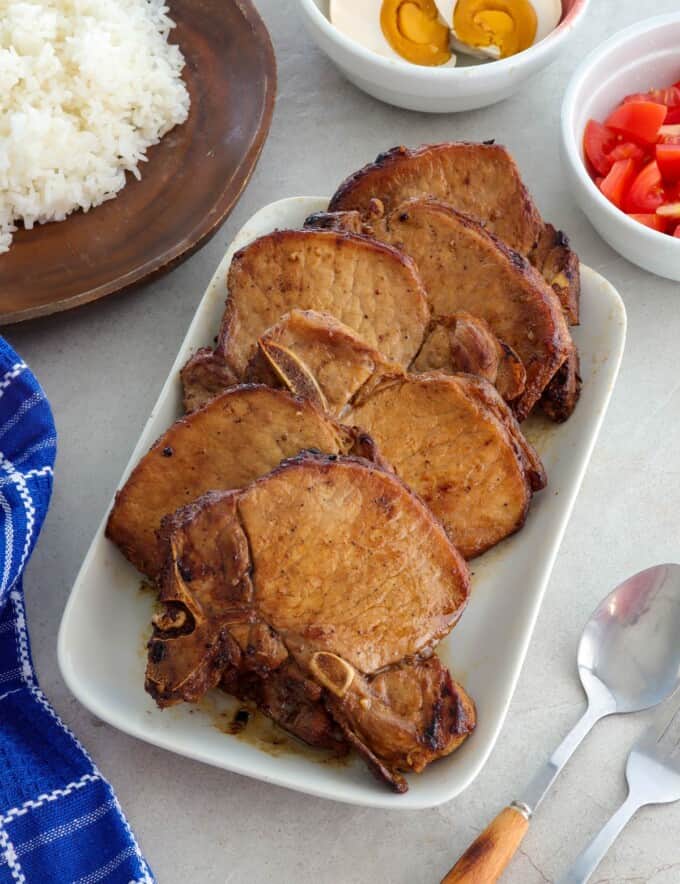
[441,804,530,883]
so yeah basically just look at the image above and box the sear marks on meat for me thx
[146,452,474,789]
[540,347,583,424]
[414,313,526,404]
[328,142,580,324]
[218,228,430,378]
[314,654,475,792]
[106,385,365,579]
[317,197,573,421]
[530,222,580,326]
[222,661,349,754]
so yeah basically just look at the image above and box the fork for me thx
[559,704,680,883]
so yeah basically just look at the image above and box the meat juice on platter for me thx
[107,142,582,793]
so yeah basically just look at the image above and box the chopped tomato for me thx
[609,141,646,164]
[606,101,668,144]
[627,213,667,232]
[600,159,638,209]
[623,87,680,108]
[666,108,680,125]
[674,224,680,238]
[624,161,666,213]
[656,144,680,182]
[583,120,617,175]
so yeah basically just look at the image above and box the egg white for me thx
[329,0,403,61]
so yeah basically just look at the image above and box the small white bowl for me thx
[561,13,680,282]
[297,0,590,113]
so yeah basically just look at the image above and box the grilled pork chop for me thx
[247,317,545,558]
[308,198,572,421]
[216,228,428,377]
[328,142,580,324]
[106,385,370,579]
[146,452,475,791]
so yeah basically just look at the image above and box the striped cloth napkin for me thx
[0,338,154,883]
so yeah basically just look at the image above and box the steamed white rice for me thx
[0,0,191,254]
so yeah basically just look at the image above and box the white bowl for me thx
[561,13,680,282]
[296,0,590,113]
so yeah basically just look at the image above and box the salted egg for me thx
[330,0,456,67]
[434,0,562,60]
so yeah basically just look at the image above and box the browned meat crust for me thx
[414,313,526,404]
[181,348,239,414]
[540,347,582,423]
[106,385,353,579]
[145,452,473,789]
[530,223,581,326]
[339,197,572,421]
[329,143,543,256]
[217,227,430,379]
[328,142,580,330]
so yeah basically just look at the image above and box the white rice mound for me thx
[0,0,191,254]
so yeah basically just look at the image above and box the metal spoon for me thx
[441,563,680,884]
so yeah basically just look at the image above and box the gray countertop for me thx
[6,1,680,881]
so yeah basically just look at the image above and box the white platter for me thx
[58,197,627,810]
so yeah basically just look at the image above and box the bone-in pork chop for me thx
[312,198,573,421]
[217,228,429,378]
[146,453,474,791]
[106,385,360,579]
[328,142,580,324]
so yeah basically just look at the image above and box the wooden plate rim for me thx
[1,0,277,326]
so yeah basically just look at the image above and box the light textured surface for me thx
[5,1,680,881]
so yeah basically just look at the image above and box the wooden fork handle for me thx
[441,804,530,883]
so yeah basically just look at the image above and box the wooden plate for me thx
[0,0,276,325]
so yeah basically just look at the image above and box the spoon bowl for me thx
[578,564,680,715]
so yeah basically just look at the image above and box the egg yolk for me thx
[381,0,452,66]
[453,0,537,58]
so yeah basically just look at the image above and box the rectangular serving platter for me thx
[58,197,627,809]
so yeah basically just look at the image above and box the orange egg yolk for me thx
[381,0,452,66]
[453,0,537,58]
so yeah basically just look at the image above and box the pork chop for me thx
[246,313,545,556]
[328,142,581,323]
[146,452,474,790]
[218,228,429,378]
[348,373,542,557]
[310,198,573,421]
[106,385,362,579]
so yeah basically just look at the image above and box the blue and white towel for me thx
[0,338,153,883]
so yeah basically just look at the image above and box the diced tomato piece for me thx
[659,125,680,142]
[624,161,666,212]
[674,224,680,238]
[583,119,618,175]
[657,144,680,183]
[606,101,668,144]
[666,108,680,125]
[627,213,667,232]
[599,158,638,209]
[609,141,647,164]
[623,87,680,108]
